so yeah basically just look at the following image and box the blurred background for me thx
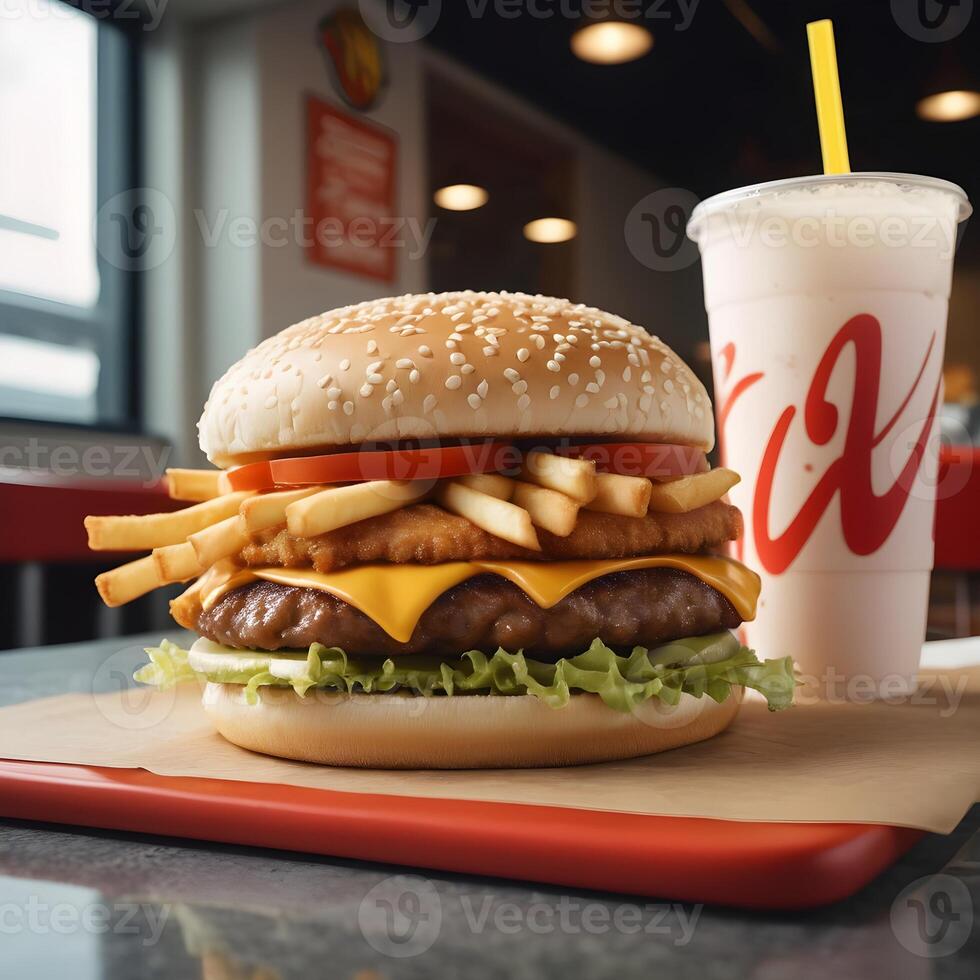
[0,0,978,649]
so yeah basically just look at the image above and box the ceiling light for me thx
[433,184,489,211]
[570,21,653,65]
[916,89,980,122]
[523,218,577,243]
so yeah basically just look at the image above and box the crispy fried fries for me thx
[95,556,167,607]
[165,468,231,502]
[152,541,203,582]
[85,491,252,551]
[647,468,740,514]
[521,451,597,503]
[285,480,429,538]
[510,481,580,537]
[240,486,326,533]
[436,481,541,551]
[454,473,515,500]
[188,514,250,568]
[586,472,653,518]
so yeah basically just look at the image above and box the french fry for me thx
[454,473,515,500]
[285,480,429,538]
[521,450,597,503]
[647,468,740,514]
[510,481,579,537]
[188,515,250,567]
[437,481,541,551]
[152,541,203,582]
[165,468,231,502]
[585,472,652,518]
[240,486,326,533]
[85,491,252,551]
[95,555,163,607]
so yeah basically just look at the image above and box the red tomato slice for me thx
[226,442,519,492]
[558,443,708,480]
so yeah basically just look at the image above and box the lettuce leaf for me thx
[137,632,796,713]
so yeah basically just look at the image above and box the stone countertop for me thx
[0,634,977,979]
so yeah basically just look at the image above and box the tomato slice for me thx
[557,443,708,480]
[226,442,519,492]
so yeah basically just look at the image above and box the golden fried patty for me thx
[240,501,742,573]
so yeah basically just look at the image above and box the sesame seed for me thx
[392,389,404,406]
[360,384,374,398]
[327,400,338,411]
[664,379,674,394]
[517,348,530,362]
[409,369,420,384]
[396,358,413,369]
[531,335,546,349]
[367,360,383,373]
[367,340,379,354]
[549,386,560,400]
[423,394,437,413]
[482,346,498,357]
[622,367,632,382]
[340,359,351,371]
[660,359,672,374]
[343,401,354,415]
[589,356,601,368]
[418,345,433,358]
[503,368,520,382]
[517,393,531,411]
[568,373,579,386]
[449,332,463,342]
[546,360,560,373]
[604,396,618,409]
[554,352,565,362]
[477,379,489,398]
[264,396,276,409]
[367,373,383,384]
[386,379,397,393]
[512,380,528,395]
[461,363,475,375]
[327,386,342,399]
[467,394,482,410]
[586,382,600,394]
[450,352,465,365]
[445,376,462,390]
[575,394,588,408]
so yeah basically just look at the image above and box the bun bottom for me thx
[202,683,742,769]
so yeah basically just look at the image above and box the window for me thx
[0,0,135,426]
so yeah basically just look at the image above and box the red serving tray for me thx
[0,759,922,909]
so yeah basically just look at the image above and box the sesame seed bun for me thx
[198,291,713,466]
[201,682,742,769]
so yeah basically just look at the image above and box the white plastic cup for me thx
[687,173,971,699]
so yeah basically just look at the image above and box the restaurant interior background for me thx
[0,0,978,650]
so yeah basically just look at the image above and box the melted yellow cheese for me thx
[193,556,759,643]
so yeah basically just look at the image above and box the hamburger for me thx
[86,291,794,768]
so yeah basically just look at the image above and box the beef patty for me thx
[194,569,742,658]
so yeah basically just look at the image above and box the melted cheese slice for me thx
[190,556,759,643]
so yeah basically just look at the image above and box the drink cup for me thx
[687,173,971,699]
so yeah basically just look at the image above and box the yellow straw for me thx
[806,19,850,174]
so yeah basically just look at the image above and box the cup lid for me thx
[687,172,972,241]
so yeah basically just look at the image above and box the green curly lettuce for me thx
[136,632,796,713]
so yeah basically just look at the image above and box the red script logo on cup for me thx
[717,314,940,575]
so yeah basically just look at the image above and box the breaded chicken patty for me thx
[239,501,742,573]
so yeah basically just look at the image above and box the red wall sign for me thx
[305,95,398,283]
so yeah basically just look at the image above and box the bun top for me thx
[199,291,713,465]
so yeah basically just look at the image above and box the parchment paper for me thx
[1,669,978,834]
